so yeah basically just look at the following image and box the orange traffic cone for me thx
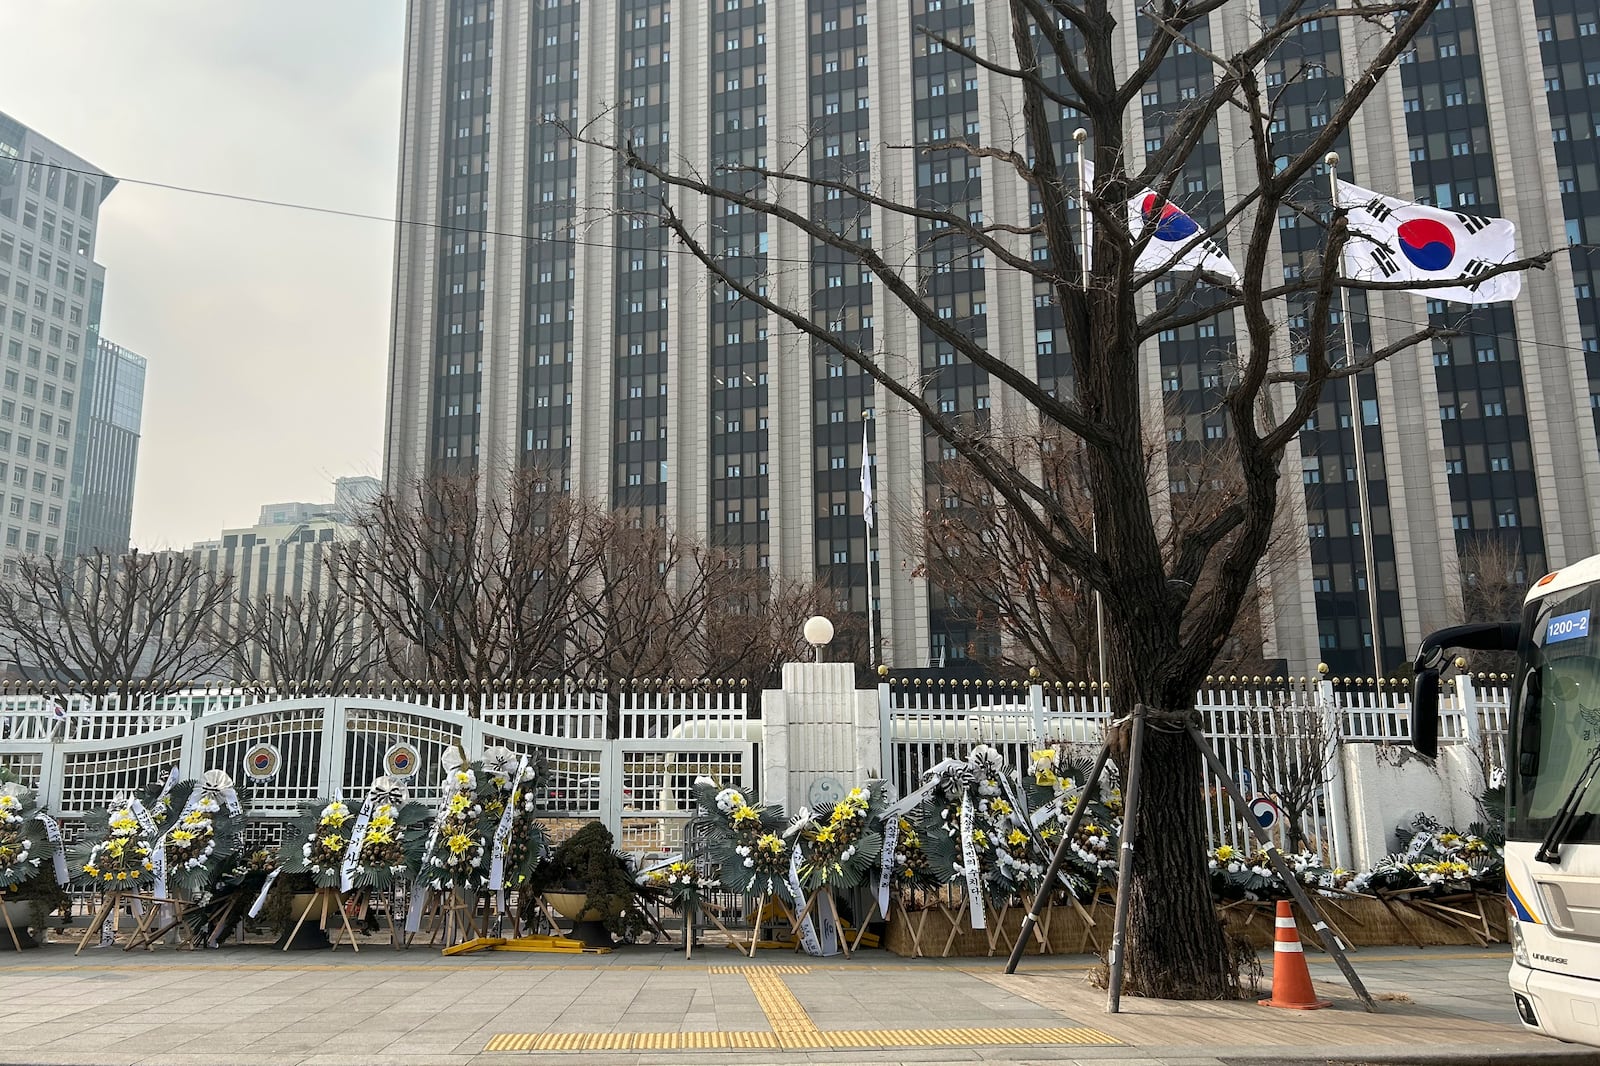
[1258,900,1332,1010]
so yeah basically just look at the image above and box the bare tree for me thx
[0,550,238,700]
[1218,695,1339,855]
[1455,534,1528,673]
[331,470,605,693]
[692,569,866,692]
[576,0,1550,995]
[566,513,723,684]
[231,589,381,692]
[916,427,1297,683]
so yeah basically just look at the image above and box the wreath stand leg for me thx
[1029,892,1057,954]
[127,894,194,951]
[850,896,881,952]
[697,899,736,950]
[746,892,767,958]
[204,896,240,950]
[382,889,403,950]
[76,893,119,955]
[283,889,320,953]
[122,894,164,951]
[326,889,361,952]
[939,890,970,959]
[895,897,931,958]
[790,889,821,954]
[822,888,851,959]
[2,897,22,951]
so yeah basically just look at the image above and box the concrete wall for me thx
[1338,743,1492,869]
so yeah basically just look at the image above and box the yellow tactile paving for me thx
[483,963,1120,1052]
[483,1027,1118,1052]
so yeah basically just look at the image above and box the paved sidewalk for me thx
[0,944,1587,1066]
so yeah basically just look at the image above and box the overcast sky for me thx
[0,2,402,548]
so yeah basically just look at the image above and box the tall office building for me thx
[387,1,1600,675]
[0,111,115,573]
[63,336,145,558]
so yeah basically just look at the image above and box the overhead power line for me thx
[17,159,1600,363]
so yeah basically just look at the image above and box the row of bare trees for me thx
[331,470,850,695]
[0,472,847,703]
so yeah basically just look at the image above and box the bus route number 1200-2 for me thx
[1547,610,1591,645]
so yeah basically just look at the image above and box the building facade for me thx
[180,477,376,681]
[385,1,1600,676]
[0,111,115,573]
[64,336,145,558]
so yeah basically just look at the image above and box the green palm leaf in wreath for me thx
[692,777,793,902]
[797,786,884,891]
[279,798,354,890]
[0,782,50,893]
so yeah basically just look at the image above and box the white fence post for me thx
[325,697,349,801]
[878,680,895,792]
[1458,672,1480,751]
[1029,682,1046,743]
[600,737,625,843]
[1318,678,1351,870]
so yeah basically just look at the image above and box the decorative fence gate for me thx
[0,687,757,858]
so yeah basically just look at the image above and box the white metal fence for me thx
[0,674,1512,870]
[880,674,1513,869]
[0,685,756,859]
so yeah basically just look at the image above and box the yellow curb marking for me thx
[483,964,1120,1052]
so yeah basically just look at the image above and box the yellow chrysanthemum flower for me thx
[320,834,345,851]
[447,832,473,857]
[448,793,471,815]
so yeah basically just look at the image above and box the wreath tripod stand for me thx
[1004,703,1375,1013]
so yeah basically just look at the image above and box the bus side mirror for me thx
[1411,667,1440,759]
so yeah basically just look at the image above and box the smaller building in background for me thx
[64,337,144,558]
[183,475,378,682]
[257,475,380,527]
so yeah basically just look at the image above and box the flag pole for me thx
[862,411,877,665]
[1075,128,1109,702]
[1326,152,1385,681]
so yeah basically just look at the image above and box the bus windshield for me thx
[1510,581,1600,844]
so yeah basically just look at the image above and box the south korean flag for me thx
[1081,161,1241,284]
[1336,179,1521,305]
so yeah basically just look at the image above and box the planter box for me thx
[1220,894,1507,950]
[883,894,1507,958]
[884,900,1118,958]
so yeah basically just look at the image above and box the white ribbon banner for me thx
[36,813,68,885]
[487,756,529,891]
[787,846,830,956]
[339,795,377,894]
[248,867,282,919]
[874,761,961,917]
[405,798,448,935]
[958,795,985,929]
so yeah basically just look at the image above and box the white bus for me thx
[1413,554,1600,1046]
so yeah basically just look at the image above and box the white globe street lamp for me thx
[802,616,835,662]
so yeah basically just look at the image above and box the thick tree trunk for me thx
[1114,710,1238,999]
